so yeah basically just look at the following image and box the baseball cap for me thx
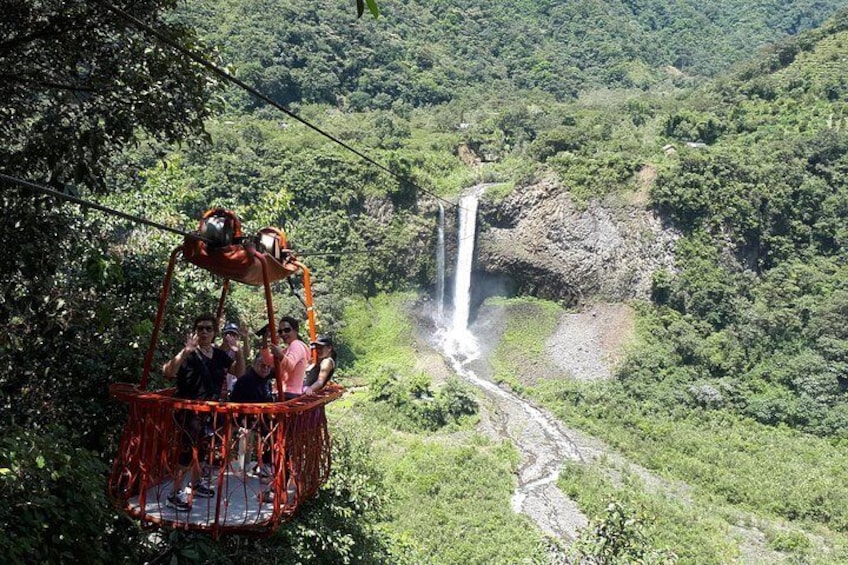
[310,334,334,347]
[223,322,240,335]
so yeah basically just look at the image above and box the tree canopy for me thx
[0,0,219,188]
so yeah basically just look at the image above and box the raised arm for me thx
[162,332,198,379]
[222,332,247,378]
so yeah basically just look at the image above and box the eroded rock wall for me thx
[477,178,678,304]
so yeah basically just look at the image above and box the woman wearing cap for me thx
[221,321,250,397]
[303,334,336,395]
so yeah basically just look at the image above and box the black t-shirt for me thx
[230,368,272,403]
[303,358,335,387]
[175,347,232,400]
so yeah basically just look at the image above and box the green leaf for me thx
[36,455,45,469]
[365,0,380,18]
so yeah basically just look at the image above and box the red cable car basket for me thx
[108,212,342,538]
[108,384,343,537]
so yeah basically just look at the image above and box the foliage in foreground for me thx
[569,500,678,565]
[0,420,407,565]
[560,460,733,564]
[0,426,148,564]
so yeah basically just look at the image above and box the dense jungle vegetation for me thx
[4,0,848,562]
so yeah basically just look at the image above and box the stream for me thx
[443,344,591,540]
[436,184,591,540]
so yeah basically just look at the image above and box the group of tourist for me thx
[162,313,336,511]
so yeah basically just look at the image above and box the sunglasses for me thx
[277,327,293,335]
[196,325,214,332]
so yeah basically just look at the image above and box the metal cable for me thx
[99,1,462,212]
[1,173,402,257]
[0,173,207,242]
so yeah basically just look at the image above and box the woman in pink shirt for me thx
[269,315,310,399]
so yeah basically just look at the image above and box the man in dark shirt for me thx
[231,349,274,488]
[161,314,245,510]
[230,349,273,403]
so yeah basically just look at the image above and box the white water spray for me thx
[435,202,445,321]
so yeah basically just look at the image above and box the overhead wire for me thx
[1,173,408,257]
[98,0,464,213]
[0,173,209,243]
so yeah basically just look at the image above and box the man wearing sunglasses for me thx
[163,314,246,400]
[269,315,310,399]
[161,314,247,511]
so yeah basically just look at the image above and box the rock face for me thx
[477,177,678,304]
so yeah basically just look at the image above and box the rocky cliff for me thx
[476,174,679,305]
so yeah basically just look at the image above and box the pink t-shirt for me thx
[282,339,310,394]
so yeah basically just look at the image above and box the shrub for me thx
[0,427,147,564]
[370,371,477,431]
[767,530,812,554]
[570,501,678,565]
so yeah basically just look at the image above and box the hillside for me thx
[643,15,848,437]
[5,1,848,563]
[178,0,848,108]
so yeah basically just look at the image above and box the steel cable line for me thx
[99,0,464,213]
[1,173,208,242]
[1,173,401,257]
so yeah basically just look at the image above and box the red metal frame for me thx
[110,231,340,538]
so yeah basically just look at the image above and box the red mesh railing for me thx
[108,382,344,538]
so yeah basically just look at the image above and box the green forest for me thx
[4,0,848,562]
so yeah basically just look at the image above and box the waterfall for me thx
[436,202,445,322]
[433,184,587,539]
[451,193,478,334]
[443,189,481,360]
